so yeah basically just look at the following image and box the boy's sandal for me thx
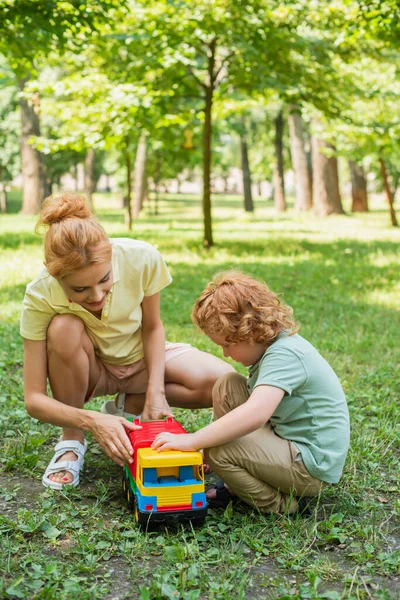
[296,496,313,517]
[42,439,88,490]
[207,481,239,509]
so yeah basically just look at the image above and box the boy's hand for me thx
[152,432,198,452]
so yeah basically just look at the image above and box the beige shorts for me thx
[87,342,193,402]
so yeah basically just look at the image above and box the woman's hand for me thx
[89,413,142,466]
[142,392,173,421]
[151,432,198,452]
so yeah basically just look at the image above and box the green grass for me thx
[0,190,399,599]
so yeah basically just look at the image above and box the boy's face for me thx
[208,333,267,367]
[59,261,113,313]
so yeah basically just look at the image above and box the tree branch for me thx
[212,50,235,87]
[186,64,207,91]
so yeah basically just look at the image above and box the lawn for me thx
[0,191,399,599]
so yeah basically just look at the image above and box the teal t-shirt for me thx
[248,333,350,484]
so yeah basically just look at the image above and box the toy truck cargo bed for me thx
[123,417,207,527]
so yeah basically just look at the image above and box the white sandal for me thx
[100,393,140,419]
[42,439,88,490]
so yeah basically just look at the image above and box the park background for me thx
[0,1,399,599]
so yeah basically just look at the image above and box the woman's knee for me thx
[47,315,86,359]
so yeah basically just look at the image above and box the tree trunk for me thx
[288,105,312,211]
[105,174,111,192]
[312,136,344,216]
[153,154,161,216]
[391,171,399,201]
[44,178,52,199]
[0,182,7,213]
[19,78,46,214]
[202,84,214,247]
[124,140,133,230]
[84,148,96,211]
[133,134,147,219]
[273,110,286,212]
[349,160,368,212]
[240,133,254,212]
[379,157,398,227]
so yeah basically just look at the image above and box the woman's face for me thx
[59,262,113,313]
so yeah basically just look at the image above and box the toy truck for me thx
[123,417,207,527]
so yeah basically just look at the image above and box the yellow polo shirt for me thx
[20,238,172,365]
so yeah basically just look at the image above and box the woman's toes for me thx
[47,450,78,484]
[49,470,73,484]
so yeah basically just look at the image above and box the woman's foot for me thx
[42,439,88,490]
[48,450,79,485]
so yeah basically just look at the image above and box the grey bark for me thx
[124,139,133,230]
[133,134,147,219]
[288,105,312,211]
[380,157,398,227]
[240,133,254,212]
[19,79,46,214]
[349,160,368,212]
[312,136,344,216]
[84,148,96,211]
[0,182,7,213]
[273,110,286,212]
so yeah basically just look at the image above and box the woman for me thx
[21,194,232,489]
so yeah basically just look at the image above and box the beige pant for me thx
[205,372,323,514]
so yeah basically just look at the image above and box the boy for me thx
[152,271,350,515]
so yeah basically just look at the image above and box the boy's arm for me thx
[152,385,285,451]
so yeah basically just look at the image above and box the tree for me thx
[133,134,148,218]
[288,105,312,211]
[0,0,122,213]
[101,0,348,245]
[349,160,368,212]
[327,54,400,226]
[0,77,20,212]
[312,134,344,216]
[240,124,254,213]
[273,109,286,213]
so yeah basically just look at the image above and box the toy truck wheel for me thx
[133,498,154,529]
[126,487,135,511]
[190,516,206,528]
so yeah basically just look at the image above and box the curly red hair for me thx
[35,194,111,279]
[191,271,299,346]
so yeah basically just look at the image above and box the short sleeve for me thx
[254,348,308,396]
[142,246,172,297]
[20,288,57,341]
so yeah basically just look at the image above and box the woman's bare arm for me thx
[141,292,172,420]
[23,339,140,465]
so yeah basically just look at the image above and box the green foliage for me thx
[0,73,20,183]
[0,0,124,77]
